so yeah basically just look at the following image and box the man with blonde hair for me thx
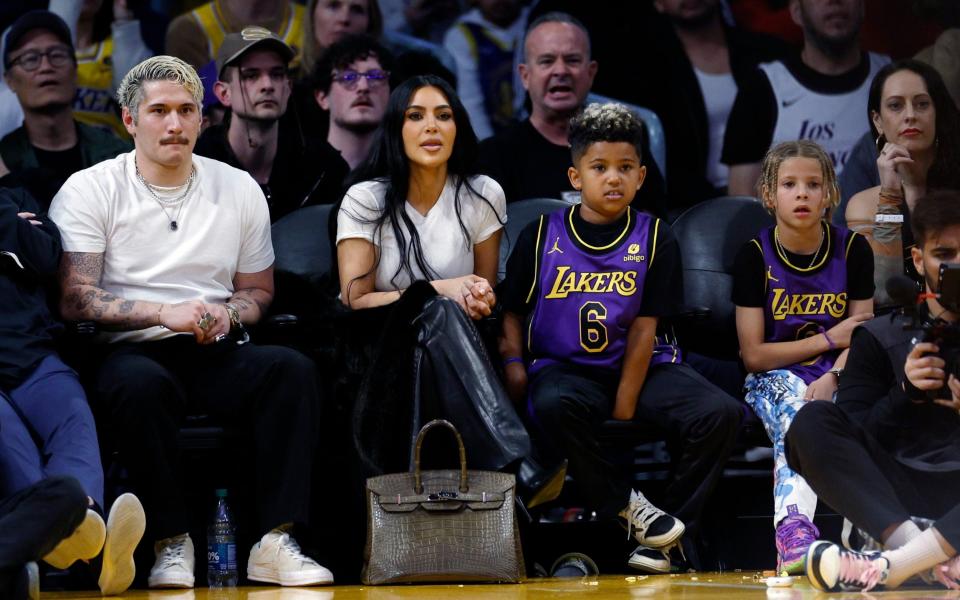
[49,55,331,590]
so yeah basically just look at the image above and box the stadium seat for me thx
[671,195,772,362]
[586,93,667,187]
[499,197,571,282]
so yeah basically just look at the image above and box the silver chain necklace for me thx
[135,164,196,231]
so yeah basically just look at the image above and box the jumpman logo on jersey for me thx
[547,237,564,255]
[767,266,780,283]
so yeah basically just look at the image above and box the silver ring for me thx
[215,333,227,342]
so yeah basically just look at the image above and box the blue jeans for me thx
[0,354,103,507]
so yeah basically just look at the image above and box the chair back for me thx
[671,196,773,360]
[499,198,571,281]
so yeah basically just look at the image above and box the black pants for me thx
[95,337,321,539]
[787,401,960,550]
[0,476,87,599]
[529,361,742,535]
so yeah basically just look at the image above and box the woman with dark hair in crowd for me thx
[845,59,960,305]
[301,0,383,78]
[336,74,563,506]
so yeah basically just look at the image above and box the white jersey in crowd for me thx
[761,52,890,173]
[49,151,275,344]
[337,174,506,292]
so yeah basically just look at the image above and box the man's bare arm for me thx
[59,251,162,329]
[227,266,274,324]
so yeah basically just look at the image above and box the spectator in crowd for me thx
[0,11,130,209]
[379,0,462,45]
[790,191,960,593]
[313,34,393,171]
[499,103,741,572]
[476,12,666,215]
[722,0,889,197]
[442,0,527,140]
[49,55,329,590]
[0,477,88,600]
[733,140,874,574]
[301,0,383,78]
[73,0,153,138]
[195,27,345,222]
[165,0,306,71]
[0,185,146,596]
[634,0,789,214]
[338,74,565,507]
[844,60,960,305]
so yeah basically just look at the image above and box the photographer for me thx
[786,190,960,592]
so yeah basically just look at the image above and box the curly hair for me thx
[758,140,840,215]
[568,102,645,164]
[117,55,203,123]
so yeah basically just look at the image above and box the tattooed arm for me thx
[58,251,205,337]
[228,266,274,324]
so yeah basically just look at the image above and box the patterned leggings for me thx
[744,370,819,527]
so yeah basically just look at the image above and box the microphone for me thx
[886,275,921,309]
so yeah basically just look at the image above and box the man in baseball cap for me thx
[195,26,343,221]
[1,10,129,207]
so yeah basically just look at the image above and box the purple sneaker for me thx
[776,507,820,574]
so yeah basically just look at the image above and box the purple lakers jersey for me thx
[526,206,678,377]
[757,223,854,383]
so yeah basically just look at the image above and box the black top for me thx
[721,51,876,166]
[732,227,875,307]
[476,119,668,218]
[194,120,349,222]
[499,205,682,319]
[839,310,960,468]
[34,145,84,186]
[0,187,63,390]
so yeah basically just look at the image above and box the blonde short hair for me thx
[758,140,840,215]
[117,55,204,123]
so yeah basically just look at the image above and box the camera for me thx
[889,264,960,400]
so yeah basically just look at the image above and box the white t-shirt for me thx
[50,151,275,343]
[336,174,506,291]
[693,67,738,189]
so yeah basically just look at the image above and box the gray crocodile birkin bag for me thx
[362,419,526,584]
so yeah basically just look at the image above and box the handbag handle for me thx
[413,419,469,494]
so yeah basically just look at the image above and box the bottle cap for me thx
[215,489,228,498]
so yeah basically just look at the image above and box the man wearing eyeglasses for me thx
[312,35,393,172]
[194,27,344,222]
[0,11,130,210]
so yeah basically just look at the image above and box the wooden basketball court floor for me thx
[42,573,960,599]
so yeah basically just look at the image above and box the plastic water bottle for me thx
[207,489,238,588]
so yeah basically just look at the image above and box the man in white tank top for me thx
[722,0,889,196]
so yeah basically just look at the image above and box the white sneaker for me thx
[25,562,39,600]
[44,508,106,569]
[618,489,685,548]
[98,493,146,596]
[147,533,195,589]
[247,530,334,586]
[627,545,672,574]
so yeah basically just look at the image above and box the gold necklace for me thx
[774,223,827,271]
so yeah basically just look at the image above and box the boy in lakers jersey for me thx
[499,104,741,572]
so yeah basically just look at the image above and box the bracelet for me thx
[879,186,904,201]
[157,304,164,327]
[503,356,523,367]
[822,331,836,350]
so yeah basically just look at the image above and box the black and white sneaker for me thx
[617,489,684,548]
[627,546,672,574]
[806,540,889,592]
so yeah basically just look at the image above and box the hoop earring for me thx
[875,133,886,154]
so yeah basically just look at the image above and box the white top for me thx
[443,7,528,140]
[49,151,275,343]
[761,52,890,174]
[693,67,738,189]
[337,174,506,291]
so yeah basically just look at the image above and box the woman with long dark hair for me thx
[337,74,504,318]
[335,75,563,506]
[845,59,960,304]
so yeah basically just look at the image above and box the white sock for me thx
[883,528,951,588]
[884,520,923,550]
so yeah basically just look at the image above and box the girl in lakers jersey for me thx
[734,141,875,574]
